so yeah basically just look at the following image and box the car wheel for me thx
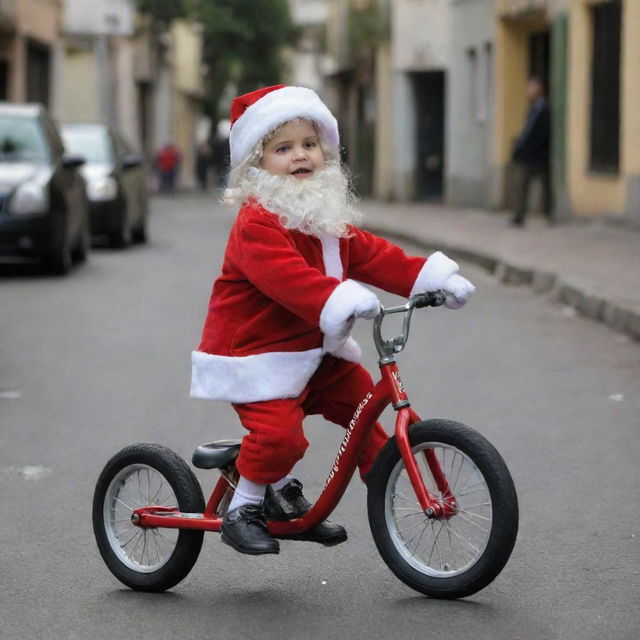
[109,212,132,249]
[132,196,148,244]
[132,218,147,244]
[71,215,91,263]
[45,243,72,275]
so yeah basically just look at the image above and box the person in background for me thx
[196,141,212,191]
[156,142,182,193]
[511,76,552,227]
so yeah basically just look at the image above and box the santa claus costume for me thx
[191,85,475,555]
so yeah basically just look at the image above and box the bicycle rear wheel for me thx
[92,443,205,592]
[367,420,518,599]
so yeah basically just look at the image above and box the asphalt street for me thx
[1,193,638,640]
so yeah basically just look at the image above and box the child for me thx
[191,85,475,555]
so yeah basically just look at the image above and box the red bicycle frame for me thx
[133,292,457,534]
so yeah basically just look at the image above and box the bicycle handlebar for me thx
[373,290,446,360]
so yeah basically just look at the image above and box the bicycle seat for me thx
[192,440,241,469]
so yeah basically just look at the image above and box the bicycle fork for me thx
[383,362,457,519]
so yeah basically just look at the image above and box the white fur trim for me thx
[319,280,377,340]
[191,348,323,403]
[319,233,343,280]
[410,251,459,297]
[230,86,340,168]
[325,336,362,362]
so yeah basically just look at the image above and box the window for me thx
[466,47,477,119]
[0,114,50,164]
[589,0,621,173]
[0,60,8,101]
[61,126,114,165]
[483,42,493,122]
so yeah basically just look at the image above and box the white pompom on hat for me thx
[228,84,340,169]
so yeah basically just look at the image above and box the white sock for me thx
[228,475,266,512]
[270,475,294,492]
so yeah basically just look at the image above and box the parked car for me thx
[61,123,148,247]
[0,103,90,274]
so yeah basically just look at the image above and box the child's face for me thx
[260,119,324,179]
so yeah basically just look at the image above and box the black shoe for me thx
[221,504,280,555]
[264,479,347,547]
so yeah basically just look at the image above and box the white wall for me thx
[392,71,417,200]
[56,47,99,123]
[446,0,494,207]
[63,0,134,36]
[389,0,451,200]
[392,0,450,71]
[288,0,327,26]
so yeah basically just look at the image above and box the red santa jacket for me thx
[191,202,458,403]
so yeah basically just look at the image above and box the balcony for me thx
[495,0,548,18]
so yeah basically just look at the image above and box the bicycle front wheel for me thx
[92,443,205,592]
[367,420,518,599]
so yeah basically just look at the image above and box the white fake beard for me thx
[224,161,362,238]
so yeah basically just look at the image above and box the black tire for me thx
[71,215,91,264]
[109,225,131,248]
[109,208,131,248]
[44,243,72,275]
[131,218,147,243]
[367,420,518,599]
[92,443,205,592]
[132,197,148,243]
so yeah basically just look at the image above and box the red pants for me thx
[233,356,389,484]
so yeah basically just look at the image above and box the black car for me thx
[61,123,148,247]
[0,103,90,274]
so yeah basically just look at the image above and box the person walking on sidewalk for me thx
[511,76,552,227]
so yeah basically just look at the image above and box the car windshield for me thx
[0,114,50,163]
[62,126,113,164]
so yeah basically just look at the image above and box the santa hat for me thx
[229,84,340,169]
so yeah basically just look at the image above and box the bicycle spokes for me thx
[387,443,492,577]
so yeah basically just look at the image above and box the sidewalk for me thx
[362,201,640,341]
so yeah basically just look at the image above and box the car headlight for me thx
[86,176,117,202]
[10,178,49,215]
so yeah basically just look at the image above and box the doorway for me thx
[411,71,446,200]
[529,31,550,91]
[26,39,50,106]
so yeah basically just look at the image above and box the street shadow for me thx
[0,260,55,279]
[102,586,323,621]
[104,588,185,604]
[394,594,494,611]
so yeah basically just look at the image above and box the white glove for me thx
[442,274,475,309]
[354,296,381,320]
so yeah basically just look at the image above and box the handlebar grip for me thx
[413,290,446,308]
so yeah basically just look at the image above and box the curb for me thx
[365,224,640,342]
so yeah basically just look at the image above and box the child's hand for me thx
[354,296,381,320]
[442,274,475,309]
[342,297,380,340]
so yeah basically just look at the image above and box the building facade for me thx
[446,0,495,208]
[0,0,63,107]
[389,0,450,202]
[57,0,204,188]
[58,0,135,130]
[324,0,452,201]
[285,0,328,93]
[493,0,640,221]
[167,19,204,188]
